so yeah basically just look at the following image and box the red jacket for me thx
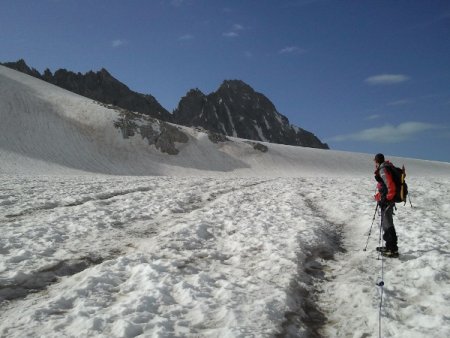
[374,161,396,202]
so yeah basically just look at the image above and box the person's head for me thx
[374,153,385,167]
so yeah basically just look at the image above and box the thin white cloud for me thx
[223,31,238,38]
[387,99,413,106]
[329,122,440,143]
[279,46,305,54]
[222,23,244,38]
[365,74,410,85]
[232,24,244,31]
[420,93,441,100]
[179,34,194,41]
[112,39,126,48]
[366,114,382,120]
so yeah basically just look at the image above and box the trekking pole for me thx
[363,203,379,251]
[408,194,413,208]
[376,212,384,338]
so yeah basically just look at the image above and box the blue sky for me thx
[1,0,449,162]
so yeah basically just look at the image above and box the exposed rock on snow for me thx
[245,141,269,153]
[113,109,188,155]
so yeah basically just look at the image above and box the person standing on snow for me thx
[373,153,399,258]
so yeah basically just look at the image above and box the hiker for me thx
[373,153,399,258]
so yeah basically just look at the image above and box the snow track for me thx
[276,190,347,338]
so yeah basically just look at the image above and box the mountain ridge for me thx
[1,59,173,122]
[2,59,328,149]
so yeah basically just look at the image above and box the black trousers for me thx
[381,203,398,252]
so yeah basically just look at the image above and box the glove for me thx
[374,192,381,202]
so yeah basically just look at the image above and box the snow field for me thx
[1,176,450,337]
[1,176,328,337]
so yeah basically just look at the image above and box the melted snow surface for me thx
[1,176,449,337]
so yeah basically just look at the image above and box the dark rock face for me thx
[2,59,42,78]
[173,80,329,149]
[49,68,172,122]
[2,60,171,122]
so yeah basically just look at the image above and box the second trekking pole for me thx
[363,203,379,251]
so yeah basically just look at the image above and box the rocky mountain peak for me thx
[174,81,329,149]
[11,58,29,71]
[185,88,206,98]
[219,79,253,92]
[99,68,111,76]
[2,59,41,78]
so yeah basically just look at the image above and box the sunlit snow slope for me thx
[1,65,449,176]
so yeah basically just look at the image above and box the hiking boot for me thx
[381,250,399,258]
[376,247,388,253]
